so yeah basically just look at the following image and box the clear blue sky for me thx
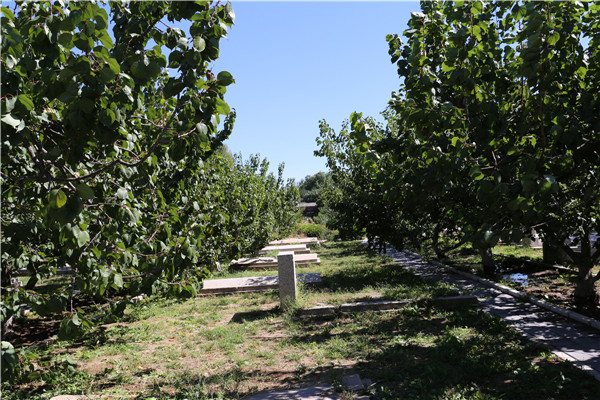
[212,1,419,182]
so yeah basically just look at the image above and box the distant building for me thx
[297,202,318,218]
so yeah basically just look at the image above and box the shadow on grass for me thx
[318,262,456,299]
[230,308,279,324]
[131,364,312,400]
[320,240,376,259]
[287,307,600,400]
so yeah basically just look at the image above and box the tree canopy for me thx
[317,0,600,305]
[297,171,330,203]
[1,1,299,379]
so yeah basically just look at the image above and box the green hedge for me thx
[297,223,326,239]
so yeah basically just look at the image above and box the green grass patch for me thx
[4,240,599,400]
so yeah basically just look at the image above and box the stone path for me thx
[244,385,339,400]
[384,245,600,381]
[199,273,321,295]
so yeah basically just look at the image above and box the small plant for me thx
[297,223,326,239]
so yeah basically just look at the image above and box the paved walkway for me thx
[244,385,340,400]
[384,245,600,381]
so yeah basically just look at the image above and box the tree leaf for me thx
[1,114,21,128]
[114,273,123,289]
[107,58,120,75]
[98,31,113,48]
[58,32,73,47]
[116,187,128,200]
[547,31,560,46]
[177,36,189,49]
[49,189,68,208]
[217,71,234,86]
[76,183,95,199]
[1,6,15,20]
[193,36,205,52]
[214,97,230,115]
[76,228,90,247]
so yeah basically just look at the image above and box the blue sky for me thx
[212,1,419,182]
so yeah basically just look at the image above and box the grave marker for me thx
[278,251,297,310]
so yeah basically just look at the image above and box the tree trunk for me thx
[25,273,38,290]
[1,263,12,290]
[543,242,571,265]
[431,226,447,259]
[1,265,14,340]
[574,267,600,308]
[479,247,496,275]
[567,232,600,308]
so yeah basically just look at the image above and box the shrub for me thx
[297,223,326,239]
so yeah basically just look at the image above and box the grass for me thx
[4,241,600,399]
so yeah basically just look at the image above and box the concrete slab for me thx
[258,244,310,255]
[231,254,321,269]
[269,237,320,246]
[200,273,322,295]
[244,385,339,400]
[297,304,337,318]
[341,300,411,313]
[342,374,364,391]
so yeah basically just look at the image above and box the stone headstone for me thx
[278,251,296,310]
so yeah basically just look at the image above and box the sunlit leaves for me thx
[0,1,243,356]
[193,36,206,52]
[320,1,599,289]
[48,189,68,208]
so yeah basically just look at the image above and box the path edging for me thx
[400,250,600,332]
[296,296,478,318]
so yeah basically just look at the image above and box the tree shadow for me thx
[287,307,600,400]
[230,308,279,324]
[318,262,456,298]
[321,241,376,259]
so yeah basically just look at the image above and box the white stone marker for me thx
[277,251,297,310]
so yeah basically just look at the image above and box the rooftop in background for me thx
[297,202,317,208]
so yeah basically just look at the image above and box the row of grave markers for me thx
[236,237,322,310]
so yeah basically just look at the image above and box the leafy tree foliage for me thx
[316,115,405,246]
[200,153,300,264]
[317,1,600,305]
[0,0,298,376]
[297,171,330,203]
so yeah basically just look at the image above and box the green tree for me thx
[297,171,330,203]
[200,153,300,263]
[316,115,406,248]
[1,0,237,351]
[385,1,599,304]
[316,1,599,306]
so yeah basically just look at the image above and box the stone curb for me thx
[413,254,600,333]
[296,296,478,318]
[340,300,411,313]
